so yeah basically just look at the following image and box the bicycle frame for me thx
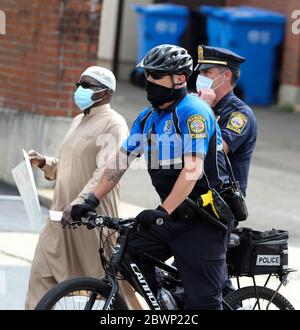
[98,225,234,310]
[99,226,178,310]
[37,215,295,311]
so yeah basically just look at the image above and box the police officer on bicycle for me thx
[68,44,234,310]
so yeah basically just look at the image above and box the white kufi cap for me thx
[81,66,116,91]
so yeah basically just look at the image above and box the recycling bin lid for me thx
[132,3,189,17]
[200,5,285,24]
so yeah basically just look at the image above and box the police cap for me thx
[194,45,245,71]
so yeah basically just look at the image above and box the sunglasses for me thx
[76,81,103,89]
[144,71,170,80]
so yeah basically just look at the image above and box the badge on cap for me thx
[187,115,207,138]
[226,112,248,134]
[198,46,204,61]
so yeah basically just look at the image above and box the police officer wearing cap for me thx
[195,45,257,301]
[69,44,234,309]
[195,45,257,197]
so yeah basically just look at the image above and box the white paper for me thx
[49,210,63,221]
[11,150,43,229]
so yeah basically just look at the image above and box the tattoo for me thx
[104,168,125,182]
[104,151,127,182]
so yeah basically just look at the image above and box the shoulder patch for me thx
[187,114,207,138]
[226,112,248,134]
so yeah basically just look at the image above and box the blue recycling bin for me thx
[132,4,189,64]
[200,6,286,105]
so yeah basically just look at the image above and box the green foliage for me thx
[281,103,294,113]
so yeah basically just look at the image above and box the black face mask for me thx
[145,80,187,108]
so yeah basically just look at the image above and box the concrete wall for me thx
[279,84,300,112]
[0,108,71,188]
[98,0,152,79]
[118,0,153,80]
[97,0,119,69]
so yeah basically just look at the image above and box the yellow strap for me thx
[201,190,213,207]
[200,190,220,219]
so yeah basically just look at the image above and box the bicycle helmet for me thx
[137,44,193,78]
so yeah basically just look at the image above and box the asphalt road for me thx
[0,182,48,233]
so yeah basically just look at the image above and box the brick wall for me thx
[226,0,300,86]
[0,0,102,117]
[154,0,226,8]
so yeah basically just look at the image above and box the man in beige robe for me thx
[25,66,142,310]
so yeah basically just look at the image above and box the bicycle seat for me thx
[228,233,240,248]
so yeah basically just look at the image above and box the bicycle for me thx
[35,213,295,310]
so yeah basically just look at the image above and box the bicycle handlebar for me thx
[69,212,164,230]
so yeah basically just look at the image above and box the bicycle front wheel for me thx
[35,277,128,310]
[224,286,295,310]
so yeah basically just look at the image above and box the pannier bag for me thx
[227,227,288,276]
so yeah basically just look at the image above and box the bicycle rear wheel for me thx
[224,286,294,310]
[35,277,128,310]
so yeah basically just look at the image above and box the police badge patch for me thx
[226,112,248,134]
[163,120,172,134]
[187,115,207,138]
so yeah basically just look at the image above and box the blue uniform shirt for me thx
[214,91,257,196]
[121,94,229,201]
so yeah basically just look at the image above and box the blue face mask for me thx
[74,86,106,111]
[196,72,226,93]
[196,75,213,92]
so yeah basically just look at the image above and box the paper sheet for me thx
[11,149,43,229]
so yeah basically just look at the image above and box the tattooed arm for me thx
[93,150,133,201]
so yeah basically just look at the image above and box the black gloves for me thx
[70,192,100,223]
[135,205,169,230]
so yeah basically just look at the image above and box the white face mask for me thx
[196,72,226,93]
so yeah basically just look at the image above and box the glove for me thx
[61,205,77,229]
[135,205,169,230]
[70,192,100,223]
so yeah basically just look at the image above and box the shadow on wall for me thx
[0,108,71,189]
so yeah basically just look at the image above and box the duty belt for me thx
[196,188,234,225]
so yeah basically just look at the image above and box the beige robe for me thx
[25,104,143,310]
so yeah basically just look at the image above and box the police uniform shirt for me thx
[214,91,257,196]
[121,94,229,201]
